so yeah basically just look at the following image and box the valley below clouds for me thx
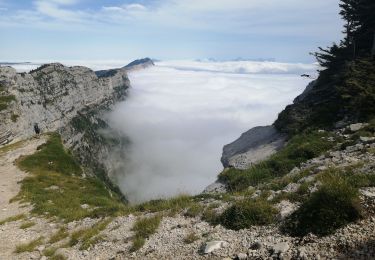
[107,60,316,202]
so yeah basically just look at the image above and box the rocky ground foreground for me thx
[0,124,375,260]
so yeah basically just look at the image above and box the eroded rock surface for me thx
[221,125,287,169]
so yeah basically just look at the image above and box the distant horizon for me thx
[0,0,343,63]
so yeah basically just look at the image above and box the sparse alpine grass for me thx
[0,214,26,225]
[13,133,127,221]
[69,218,112,250]
[20,221,36,229]
[130,215,162,252]
[219,131,337,192]
[282,169,362,237]
[15,236,44,253]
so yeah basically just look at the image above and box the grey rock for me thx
[203,241,228,254]
[349,123,367,132]
[203,181,227,194]
[272,242,290,254]
[236,253,248,260]
[221,126,286,169]
[283,183,300,193]
[276,200,298,220]
[360,136,375,143]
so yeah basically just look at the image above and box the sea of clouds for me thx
[107,61,317,203]
[8,60,317,203]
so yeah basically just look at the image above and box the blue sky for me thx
[0,0,343,62]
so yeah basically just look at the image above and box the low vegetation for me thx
[0,94,16,111]
[15,236,44,253]
[49,227,69,244]
[69,218,112,250]
[282,170,362,236]
[219,199,276,230]
[183,232,199,244]
[130,215,162,252]
[20,221,36,229]
[0,214,26,225]
[219,131,336,191]
[13,133,126,221]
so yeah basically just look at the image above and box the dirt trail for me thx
[0,137,47,220]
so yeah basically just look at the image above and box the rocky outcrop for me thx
[221,126,286,169]
[0,63,130,196]
[0,63,129,142]
[123,57,154,71]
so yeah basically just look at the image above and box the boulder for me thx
[202,181,227,194]
[349,123,367,132]
[272,242,290,254]
[221,126,286,170]
[203,241,228,254]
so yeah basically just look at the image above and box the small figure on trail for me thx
[34,123,41,135]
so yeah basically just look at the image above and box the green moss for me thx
[219,199,276,230]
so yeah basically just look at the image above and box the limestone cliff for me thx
[0,63,129,142]
[0,63,131,197]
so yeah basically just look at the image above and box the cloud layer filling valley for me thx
[107,61,315,203]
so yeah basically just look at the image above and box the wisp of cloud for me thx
[107,61,315,203]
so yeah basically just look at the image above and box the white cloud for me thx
[0,0,342,39]
[107,61,314,203]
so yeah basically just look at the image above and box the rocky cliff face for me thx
[221,126,286,170]
[0,63,129,142]
[0,63,131,196]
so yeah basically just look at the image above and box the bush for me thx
[219,199,276,230]
[282,173,362,236]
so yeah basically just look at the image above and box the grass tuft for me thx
[218,199,277,230]
[49,227,69,244]
[0,214,26,225]
[130,215,162,252]
[20,221,36,229]
[15,236,44,253]
[183,232,199,244]
[69,218,112,250]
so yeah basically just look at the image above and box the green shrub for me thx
[282,173,362,236]
[184,204,204,217]
[219,199,276,230]
[0,94,16,111]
